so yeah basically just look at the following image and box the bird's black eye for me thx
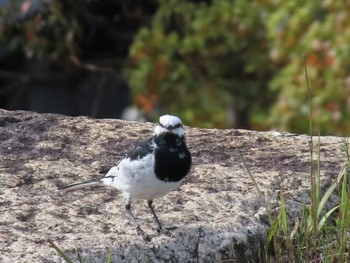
[159,123,182,129]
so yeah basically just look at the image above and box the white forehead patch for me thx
[159,115,182,127]
[154,114,185,136]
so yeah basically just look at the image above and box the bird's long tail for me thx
[60,179,102,192]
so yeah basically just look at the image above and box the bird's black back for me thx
[128,137,155,161]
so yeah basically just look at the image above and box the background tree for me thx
[128,0,350,135]
[0,0,157,118]
[127,0,274,129]
[1,0,350,135]
[266,0,350,135]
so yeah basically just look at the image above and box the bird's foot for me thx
[157,226,177,238]
[136,226,151,242]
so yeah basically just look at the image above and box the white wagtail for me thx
[61,115,192,241]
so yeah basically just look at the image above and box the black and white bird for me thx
[62,114,192,240]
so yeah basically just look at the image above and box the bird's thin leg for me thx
[147,200,173,237]
[125,202,150,241]
[147,200,162,230]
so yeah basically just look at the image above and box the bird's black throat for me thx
[153,132,191,182]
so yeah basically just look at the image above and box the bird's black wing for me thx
[127,136,155,161]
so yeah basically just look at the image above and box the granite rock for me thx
[0,109,346,262]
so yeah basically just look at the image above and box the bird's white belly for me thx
[126,176,182,200]
[102,155,183,200]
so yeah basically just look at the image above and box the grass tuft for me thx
[48,239,114,263]
[255,55,350,262]
[48,239,74,263]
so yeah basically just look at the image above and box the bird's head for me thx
[154,115,185,137]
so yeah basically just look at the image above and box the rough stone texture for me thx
[0,109,346,262]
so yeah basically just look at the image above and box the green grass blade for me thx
[107,250,113,263]
[280,193,288,236]
[317,205,339,230]
[237,149,273,223]
[317,181,338,219]
[265,219,279,250]
[47,239,75,263]
[343,138,350,163]
[77,251,84,263]
[316,132,321,212]
[289,217,300,240]
[338,164,349,257]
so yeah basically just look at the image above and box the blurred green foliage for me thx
[126,0,273,129]
[266,0,350,135]
[1,0,350,135]
[127,0,350,135]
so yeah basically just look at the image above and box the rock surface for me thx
[0,109,347,262]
